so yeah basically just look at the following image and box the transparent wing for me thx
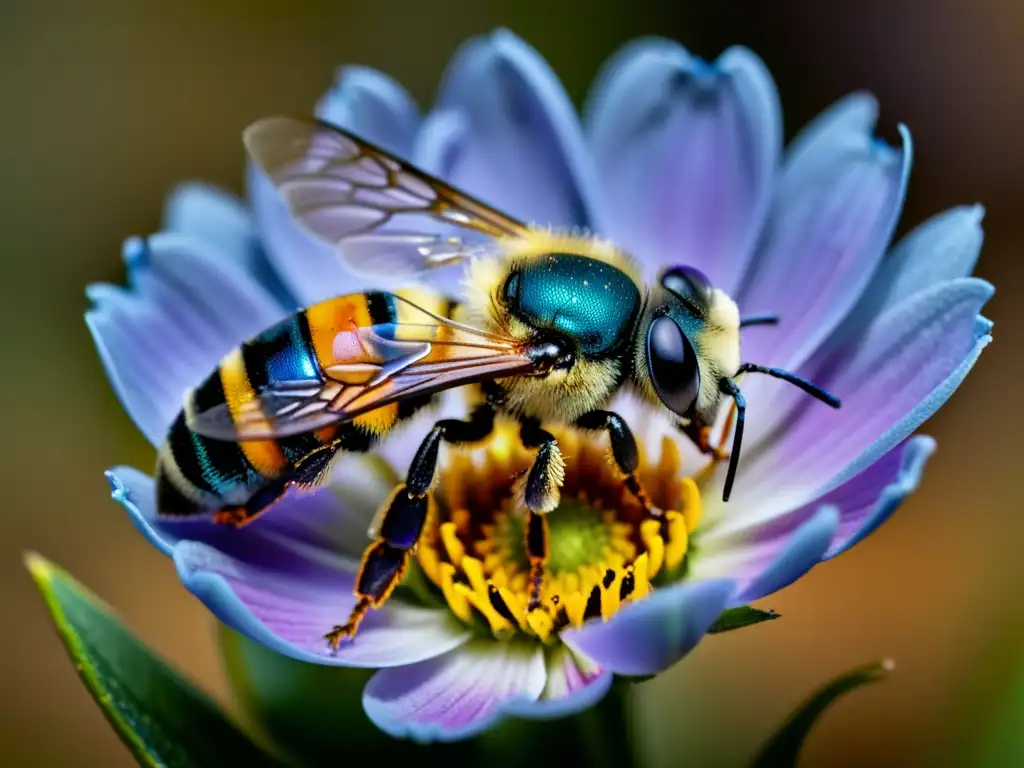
[185,295,537,441]
[243,116,528,278]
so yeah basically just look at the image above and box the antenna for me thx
[739,314,780,328]
[718,378,745,502]
[717,365,840,501]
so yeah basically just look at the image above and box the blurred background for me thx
[1,0,1021,765]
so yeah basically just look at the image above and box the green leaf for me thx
[751,660,894,768]
[708,606,780,633]
[26,552,281,767]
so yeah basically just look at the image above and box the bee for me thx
[155,117,840,647]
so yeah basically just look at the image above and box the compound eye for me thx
[661,266,711,308]
[646,316,700,416]
[502,271,522,304]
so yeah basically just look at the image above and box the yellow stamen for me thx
[681,477,702,533]
[438,563,472,622]
[664,511,689,571]
[440,522,465,564]
[640,519,665,578]
[411,418,703,641]
[631,555,651,600]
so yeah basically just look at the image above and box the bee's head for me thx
[637,266,740,425]
[637,265,841,503]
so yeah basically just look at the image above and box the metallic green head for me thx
[502,253,642,358]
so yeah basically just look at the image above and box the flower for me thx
[88,29,992,743]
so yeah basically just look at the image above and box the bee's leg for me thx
[575,410,662,518]
[212,443,339,528]
[518,419,565,612]
[325,406,495,649]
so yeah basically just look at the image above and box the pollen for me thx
[414,422,698,641]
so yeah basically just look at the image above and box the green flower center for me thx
[492,498,612,575]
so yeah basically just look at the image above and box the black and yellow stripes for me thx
[155,289,460,519]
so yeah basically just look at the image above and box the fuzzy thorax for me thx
[459,228,643,422]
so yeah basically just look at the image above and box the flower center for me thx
[413,420,701,642]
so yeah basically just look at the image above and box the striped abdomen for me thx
[155,288,450,518]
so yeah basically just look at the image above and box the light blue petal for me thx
[316,65,421,158]
[164,182,297,310]
[780,92,879,191]
[86,233,285,446]
[362,639,546,743]
[174,540,471,669]
[585,39,780,290]
[739,106,912,372]
[252,67,421,306]
[162,182,252,266]
[842,204,985,332]
[107,467,189,557]
[825,435,935,559]
[734,278,992,511]
[735,506,840,602]
[561,579,736,676]
[431,28,596,228]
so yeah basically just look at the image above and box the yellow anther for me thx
[451,507,471,533]
[458,582,515,635]
[640,519,665,578]
[564,591,587,628]
[527,608,555,641]
[438,563,472,622]
[460,556,489,599]
[600,570,623,619]
[561,571,580,595]
[482,552,504,573]
[496,585,526,629]
[417,540,441,582]
[440,522,465,564]
[680,477,702,533]
[659,435,682,485]
[489,567,509,589]
[664,511,689,571]
[631,554,651,600]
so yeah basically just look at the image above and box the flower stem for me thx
[477,679,637,768]
[574,680,636,768]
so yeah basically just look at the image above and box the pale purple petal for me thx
[86,233,285,446]
[362,639,546,742]
[733,278,992,514]
[175,541,470,668]
[740,204,986,451]
[505,645,613,720]
[252,67,421,306]
[430,29,595,228]
[561,579,735,676]
[586,40,780,290]
[823,435,935,558]
[734,506,839,602]
[106,463,380,572]
[700,437,934,560]
[738,106,911,372]
[691,507,839,602]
